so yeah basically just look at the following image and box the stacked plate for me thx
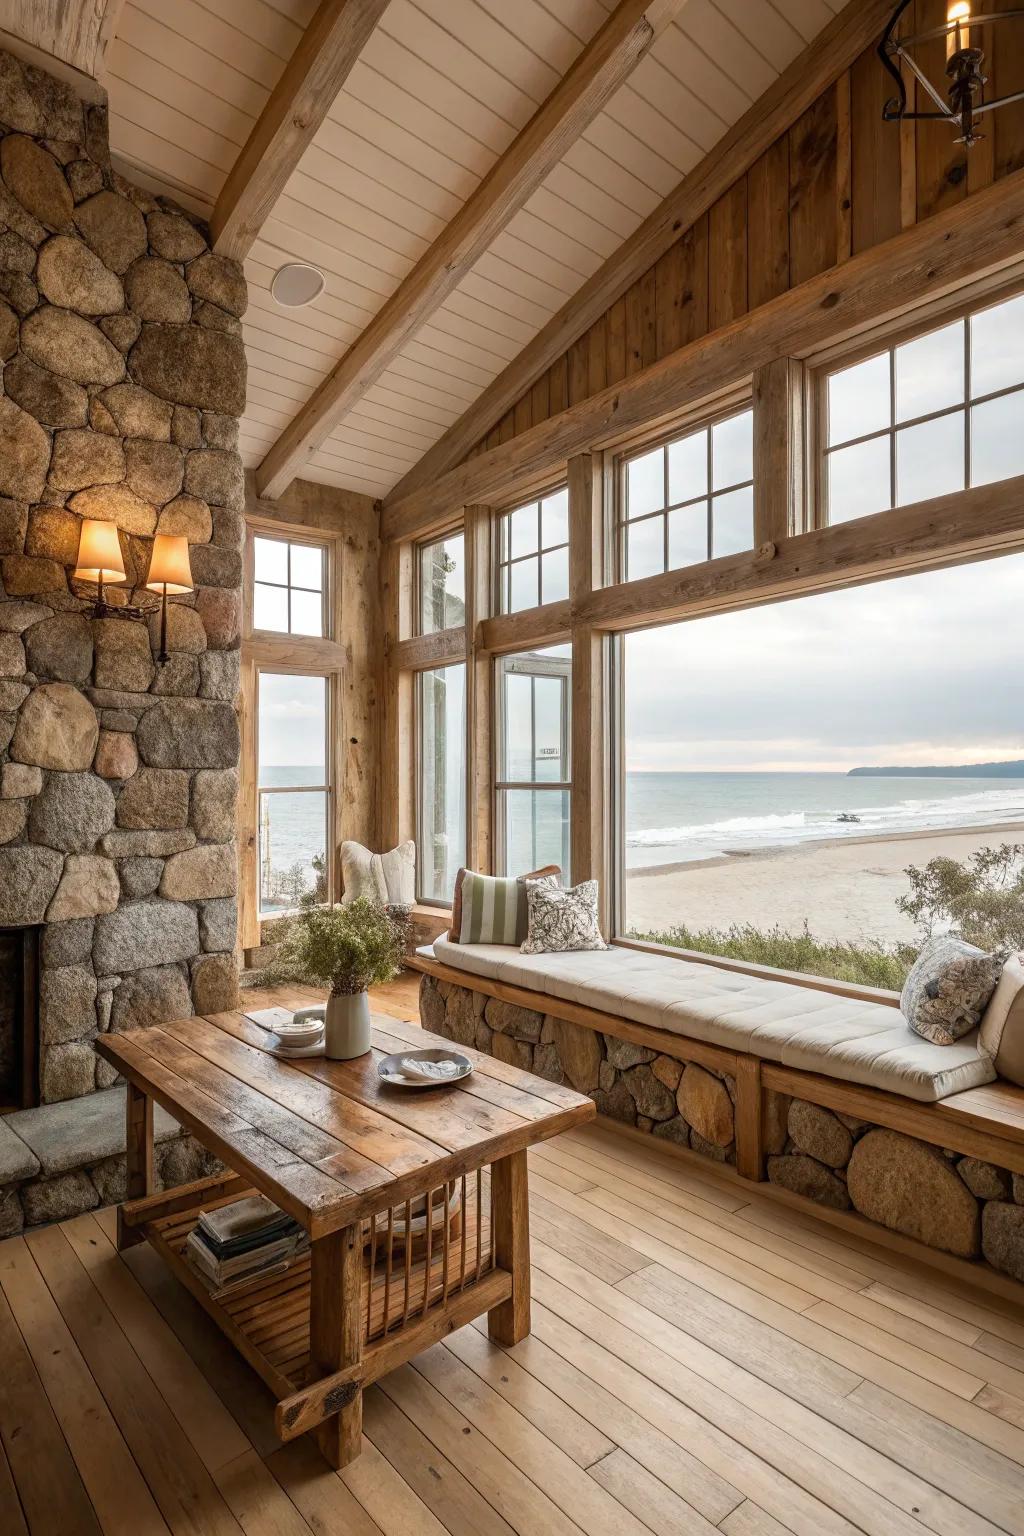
[378,1046,472,1088]
[269,1007,325,1058]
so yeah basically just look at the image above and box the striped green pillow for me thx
[457,870,557,945]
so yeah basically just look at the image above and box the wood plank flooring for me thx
[3,974,1024,1536]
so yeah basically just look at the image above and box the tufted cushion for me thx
[979,953,1024,1086]
[424,937,997,1103]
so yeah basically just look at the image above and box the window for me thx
[418,531,465,634]
[253,534,327,636]
[257,673,330,915]
[418,663,466,904]
[496,645,571,874]
[823,290,1024,524]
[617,408,754,581]
[616,553,1024,989]
[498,487,569,612]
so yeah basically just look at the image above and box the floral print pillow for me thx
[521,879,608,954]
[901,935,1004,1046]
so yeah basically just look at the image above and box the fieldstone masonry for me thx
[0,49,244,1112]
[421,972,1024,1286]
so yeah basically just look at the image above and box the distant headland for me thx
[848,760,1024,778]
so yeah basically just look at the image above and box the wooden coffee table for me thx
[96,1003,594,1467]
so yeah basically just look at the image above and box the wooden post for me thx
[734,1056,766,1183]
[118,1081,154,1251]
[488,1150,531,1346]
[309,1222,364,1468]
[753,357,805,548]
[464,505,493,874]
[567,453,609,932]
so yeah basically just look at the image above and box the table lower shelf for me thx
[137,1183,510,1442]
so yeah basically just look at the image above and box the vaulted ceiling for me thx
[90,0,849,501]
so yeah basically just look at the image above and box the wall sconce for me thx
[72,519,194,666]
[145,534,194,664]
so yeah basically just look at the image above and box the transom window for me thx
[617,408,754,582]
[418,531,465,635]
[253,535,327,637]
[498,487,569,613]
[823,290,1024,525]
[496,645,571,875]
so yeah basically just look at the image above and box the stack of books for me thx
[186,1194,309,1295]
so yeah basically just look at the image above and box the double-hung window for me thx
[257,672,331,914]
[617,408,754,581]
[823,290,1024,524]
[417,663,467,904]
[495,645,571,874]
[497,488,569,612]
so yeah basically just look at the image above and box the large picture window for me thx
[498,487,569,613]
[418,663,466,904]
[617,553,1024,989]
[257,672,330,915]
[252,534,327,637]
[496,645,571,874]
[616,407,754,582]
[823,290,1024,524]
[418,531,465,634]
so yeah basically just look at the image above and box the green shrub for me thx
[630,920,916,991]
[265,897,406,997]
[897,842,1024,952]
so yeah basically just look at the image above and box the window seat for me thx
[421,936,995,1105]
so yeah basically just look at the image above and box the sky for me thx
[624,550,1024,773]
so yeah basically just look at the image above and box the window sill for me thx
[614,936,902,1008]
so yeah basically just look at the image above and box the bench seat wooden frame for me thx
[409,952,1024,1181]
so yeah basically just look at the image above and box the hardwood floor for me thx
[3,973,1024,1536]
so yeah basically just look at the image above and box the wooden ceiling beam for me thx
[381,164,1024,542]
[254,0,688,501]
[384,0,896,509]
[210,0,390,262]
[0,0,125,82]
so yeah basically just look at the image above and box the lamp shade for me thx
[145,534,193,595]
[73,518,126,584]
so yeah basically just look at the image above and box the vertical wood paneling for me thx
[606,294,627,383]
[654,239,684,356]
[914,0,969,220]
[708,180,748,329]
[993,0,1024,182]
[789,87,839,285]
[835,71,853,262]
[680,215,709,346]
[850,44,901,252]
[746,137,790,307]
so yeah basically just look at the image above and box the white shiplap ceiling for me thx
[105,0,846,500]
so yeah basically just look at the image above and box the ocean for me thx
[259,766,1024,907]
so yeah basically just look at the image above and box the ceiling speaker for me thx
[271,262,326,307]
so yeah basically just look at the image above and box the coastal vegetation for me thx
[635,842,1024,990]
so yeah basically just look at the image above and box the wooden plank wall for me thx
[472,11,1024,460]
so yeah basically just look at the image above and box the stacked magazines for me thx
[185,1194,309,1296]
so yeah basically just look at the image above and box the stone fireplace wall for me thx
[0,50,245,1102]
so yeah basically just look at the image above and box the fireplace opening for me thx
[0,926,40,1111]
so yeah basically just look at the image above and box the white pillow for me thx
[979,952,1024,1085]
[521,879,607,954]
[341,840,415,907]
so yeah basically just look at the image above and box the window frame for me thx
[494,647,572,877]
[250,529,332,640]
[414,525,466,638]
[494,483,570,615]
[415,659,468,909]
[810,277,1024,531]
[612,398,755,583]
[255,665,335,918]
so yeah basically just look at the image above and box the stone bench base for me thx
[420,973,1024,1285]
[0,1084,220,1235]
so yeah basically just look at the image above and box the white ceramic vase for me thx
[325,990,371,1059]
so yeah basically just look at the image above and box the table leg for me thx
[309,1223,363,1467]
[488,1149,530,1346]
[118,1081,154,1251]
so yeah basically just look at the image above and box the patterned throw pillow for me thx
[901,935,1004,1046]
[457,869,560,945]
[450,865,559,944]
[521,879,608,955]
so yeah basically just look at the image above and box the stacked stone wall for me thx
[421,972,1024,1285]
[0,50,245,1102]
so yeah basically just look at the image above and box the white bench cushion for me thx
[424,938,996,1103]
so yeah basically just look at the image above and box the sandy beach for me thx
[624,821,1024,945]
